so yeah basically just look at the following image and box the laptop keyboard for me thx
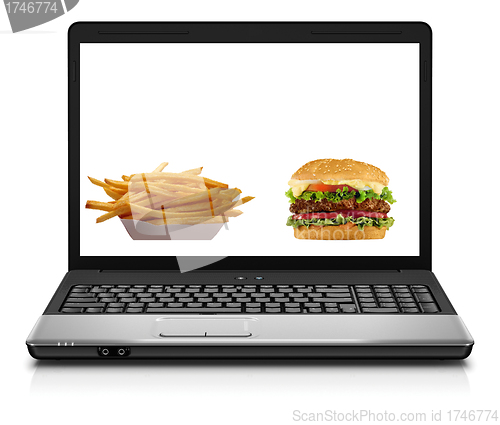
[60,284,440,314]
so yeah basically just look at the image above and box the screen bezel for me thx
[69,21,432,271]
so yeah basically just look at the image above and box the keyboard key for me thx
[415,293,434,303]
[126,308,143,313]
[106,308,123,313]
[308,308,322,313]
[187,303,203,308]
[61,308,83,313]
[362,308,399,313]
[400,302,417,308]
[325,297,352,303]
[64,303,105,308]
[266,308,281,313]
[246,308,261,313]
[396,297,414,302]
[158,308,242,313]
[100,298,116,303]
[158,298,175,303]
[420,303,439,313]
[403,308,420,313]
[379,303,397,308]
[285,308,301,313]
[167,303,183,307]
[377,297,395,303]
[304,303,320,308]
[96,293,114,298]
[85,307,103,313]
[339,304,357,313]
[66,298,97,303]
[361,303,377,308]
[319,288,353,293]
[108,303,125,308]
[358,297,375,303]
[247,303,261,308]
[227,303,241,308]
[325,308,339,313]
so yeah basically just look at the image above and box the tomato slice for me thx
[292,211,388,220]
[306,184,357,193]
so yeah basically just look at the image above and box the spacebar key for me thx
[147,308,242,313]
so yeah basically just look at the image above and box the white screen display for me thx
[80,43,419,257]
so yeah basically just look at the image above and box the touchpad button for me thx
[154,317,255,337]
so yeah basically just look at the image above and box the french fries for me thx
[86,162,254,226]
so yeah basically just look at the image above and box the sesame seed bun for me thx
[293,223,387,240]
[291,158,389,186]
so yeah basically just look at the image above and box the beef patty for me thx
[290,197,391,214]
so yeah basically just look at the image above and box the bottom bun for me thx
[293,223,387,240]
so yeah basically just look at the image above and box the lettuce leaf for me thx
[286,186,396,204]
[286,214,395,230]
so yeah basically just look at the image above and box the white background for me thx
[80,43,419,257]
[1,1,500,425]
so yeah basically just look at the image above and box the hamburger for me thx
[286,159,396,240]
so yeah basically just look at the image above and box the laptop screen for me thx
[79,43,420,268]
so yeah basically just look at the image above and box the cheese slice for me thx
[288,179,384,197]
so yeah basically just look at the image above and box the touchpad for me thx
[154,317,256,337]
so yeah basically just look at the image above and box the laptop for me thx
[26,21,474,360]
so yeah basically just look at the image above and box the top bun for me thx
[291,158,389,186]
